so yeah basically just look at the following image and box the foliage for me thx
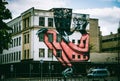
[0,0,12,53]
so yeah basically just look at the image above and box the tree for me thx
[0,0,12,53]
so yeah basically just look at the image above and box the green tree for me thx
[0,0,12,53]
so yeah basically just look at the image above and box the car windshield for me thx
[89,70,94,73]
[97,70,107,74]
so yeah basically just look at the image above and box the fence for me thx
[2,76,118,81]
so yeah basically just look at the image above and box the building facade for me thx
[0,7,101,65]
[102,33,120,53]
[0,7,109,77]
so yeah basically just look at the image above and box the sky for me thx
[6,0,120,36]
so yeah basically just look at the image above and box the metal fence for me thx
[2,77,118,81]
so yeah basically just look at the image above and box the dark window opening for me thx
[39,17,45,26]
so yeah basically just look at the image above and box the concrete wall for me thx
[89,19,101,52]
[90,52,118,63]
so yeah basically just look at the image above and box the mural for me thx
[37,8,89,77]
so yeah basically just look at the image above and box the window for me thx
[78,55,81,59]
[11,53,13,62]
[57,34,62,42]
[14,52,16,61]
[27,34,29,43]
[7,54,9,62]
[24,35,26,44]
[23,17,29,28]
[24,50,26,59]
[72,54,75,59]
[48,34,53,42]
[19,37,21,45]
[24,33,29,44]
[39,17,45,26]
[18,21,21,31]
[19,51,21,60]
[4,54,6,63]
[39,33,44,41]
[24,49,29,59]
[16,23,18,33]
[39,49,45,57]
[56,50,62,57]
[16,38,18,46]
[48,18,53,27]
[72,39,75,43]
[23,19,26,28]
[16,52,18,61]
[27,49,29,59]
[8,53,11,62]
[83,55,86,59]
[14,24,16,33]
[14,39,16,47]
[78,40,80,44]
[9,54,11,62]
[48,49,53,58]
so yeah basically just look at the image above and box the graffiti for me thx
[37,8,89,77]
[62,67,73,78]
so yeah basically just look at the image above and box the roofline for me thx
[7,16,21,24]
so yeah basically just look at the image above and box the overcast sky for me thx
[6,0,120,36]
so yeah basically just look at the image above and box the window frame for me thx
[39,17,45,26]
[39,48,45,57]
[48,18,53,27]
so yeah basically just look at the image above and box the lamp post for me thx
[40,59,44,80]
[49,62,51,77]
[10,64,14,78]
[29,63,32,79]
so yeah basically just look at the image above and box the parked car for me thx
[87,68,110,77]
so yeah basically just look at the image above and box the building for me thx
[101,22,120,53]
[0,7,106,77]
[102,33,120,53]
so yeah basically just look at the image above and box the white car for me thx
[87,68,110,77]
